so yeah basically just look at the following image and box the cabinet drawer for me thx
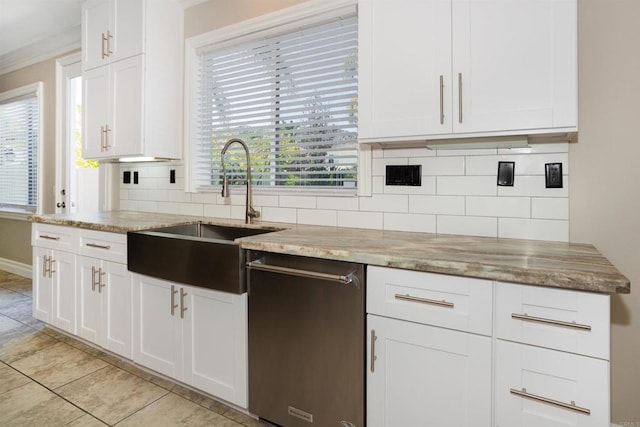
[79,229,127,263]
[495,340,609,427]
[367,266,493,336]
[495,282,610,359]
[32,224,78,252]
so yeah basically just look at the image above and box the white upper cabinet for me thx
[358,0,578,143]
[81,0,183,160]
[82,0,144,71]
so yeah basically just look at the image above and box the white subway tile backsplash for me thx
[167,190,192,203]
[190,192,218,204]
[298,209,338,226]
[317,196,360,211]
[409,195,465,215]
[419,156,465,176]
[337,210,383,230]
[499,218,568,242]
[120,200,139,211]
[383,146,434,158]
[498,175,568,198]
[359,194,408,213]
[261,207,297,223]
[465,156,499,176]
[203,203,231,218]
[252,194,279,207]
[466,196,530,218]
[437,216,498,238]
[384,213,436,233]
[437,176,497,196]
[179,203,204,217]
[280,195,316,209]
[384,176,436,195]
[502,153,568,175]
[136,201,159,213]
[372,176,384,194]
[532,198,569,220]
[156,202,181,215]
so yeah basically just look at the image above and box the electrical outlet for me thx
[497,161,515,186]
[386,165,421,186]
[133,171,139,184]
[545,163,563,188]
[170,169,176,184]
[123,171,131,184]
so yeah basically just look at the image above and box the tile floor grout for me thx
[0,270,267,427]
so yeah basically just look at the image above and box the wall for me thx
[121,143,570,240]
[572,0,640,422]
[0,52,78,268]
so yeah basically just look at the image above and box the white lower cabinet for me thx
[77,256,132,359]
[132,274,248,408]
[367,314,492,426]
[495,340,609,427]
[33,246,76,334]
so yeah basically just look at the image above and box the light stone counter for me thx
[30,211,630,294]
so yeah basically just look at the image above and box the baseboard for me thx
[0,257,32,279]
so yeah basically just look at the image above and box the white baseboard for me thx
[0,257,32,279]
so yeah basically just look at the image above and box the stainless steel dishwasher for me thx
[246,251,365,427]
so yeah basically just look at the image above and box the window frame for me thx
[184,0,359,196]
[0,82,44,218]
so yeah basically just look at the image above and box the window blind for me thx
[193,14,358,193]
[0,93,39,212]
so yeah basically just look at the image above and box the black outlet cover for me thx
[123,171,131,184]
[497,161,515,186]
[545,163,563,188]
[170,169,176,184]
[386,165,421,186]
[133,171,139,184]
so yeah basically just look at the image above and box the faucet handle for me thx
[248,207,260,222]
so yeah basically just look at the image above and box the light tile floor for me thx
[0,270,268,427]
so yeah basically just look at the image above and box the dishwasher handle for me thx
[247,259,358,287]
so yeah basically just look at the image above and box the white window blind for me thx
[0,90,39,212]
[193,13,358,193]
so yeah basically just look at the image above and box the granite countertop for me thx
[30,211,630,294]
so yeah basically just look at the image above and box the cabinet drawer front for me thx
[32,224,78,251]
[79,229,127,263]
[367,266,493,335]
[495,282,610,359]
[495,340,609,427]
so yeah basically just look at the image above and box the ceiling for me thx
[0,0,204,76]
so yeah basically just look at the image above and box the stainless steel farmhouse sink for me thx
[127,223,281,294]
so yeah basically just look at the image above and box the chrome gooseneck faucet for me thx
[220,138,260,224]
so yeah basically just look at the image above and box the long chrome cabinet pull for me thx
[49,259,56,277]
[510,388,591,415]
[180,288,188,319]
[247,260,355,286]
[370,329,377,373]
[40,234,60,241]
[100,125,106,151]
[394,293,454,309]
[170,285,178,316]
[42,255,49,277]
[101,32,106,59]
[439,75,444,125]
[98,268,106,293]
[86,243,111,250]
[106,30,113,56]
[511,313,592,331]
[458,72,463,123]
[104,124,111,150]
[91,266,97,291]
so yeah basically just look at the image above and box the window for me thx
[189,2,358,194]
[0,83,42,213]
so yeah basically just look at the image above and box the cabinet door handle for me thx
[40,234,60,241]
[106,30,113,56]
[98,268,106,293]
[86,242,111,250]
[510,388,591,415]
[511,313,592,331]
[170,285,178,316]
[49,259,56,277]
[180,288,188,319]
[370,329,377,373]
[458,72,463,124]
[91,266,97,291]
[42,255,49,277]
[439,75,444,125]
[101,32,106,59]
[100,125,106,151]
[394,293,454,309]
[105,124,111,150]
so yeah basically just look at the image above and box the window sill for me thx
[0,209,35,222]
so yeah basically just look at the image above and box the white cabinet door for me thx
[367,314,492,427]
[82,65,110,159]
[358,0,452,140]
[33,247,53,323]
[452,0,577,134]
[82,0,110,71]
[101,260,132,358]
[495,340,609,427]
[110,0,144,63]
[77,256,101,344]
[109,55,144,157]
[132,274,183,379]
[183,287,248,408]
